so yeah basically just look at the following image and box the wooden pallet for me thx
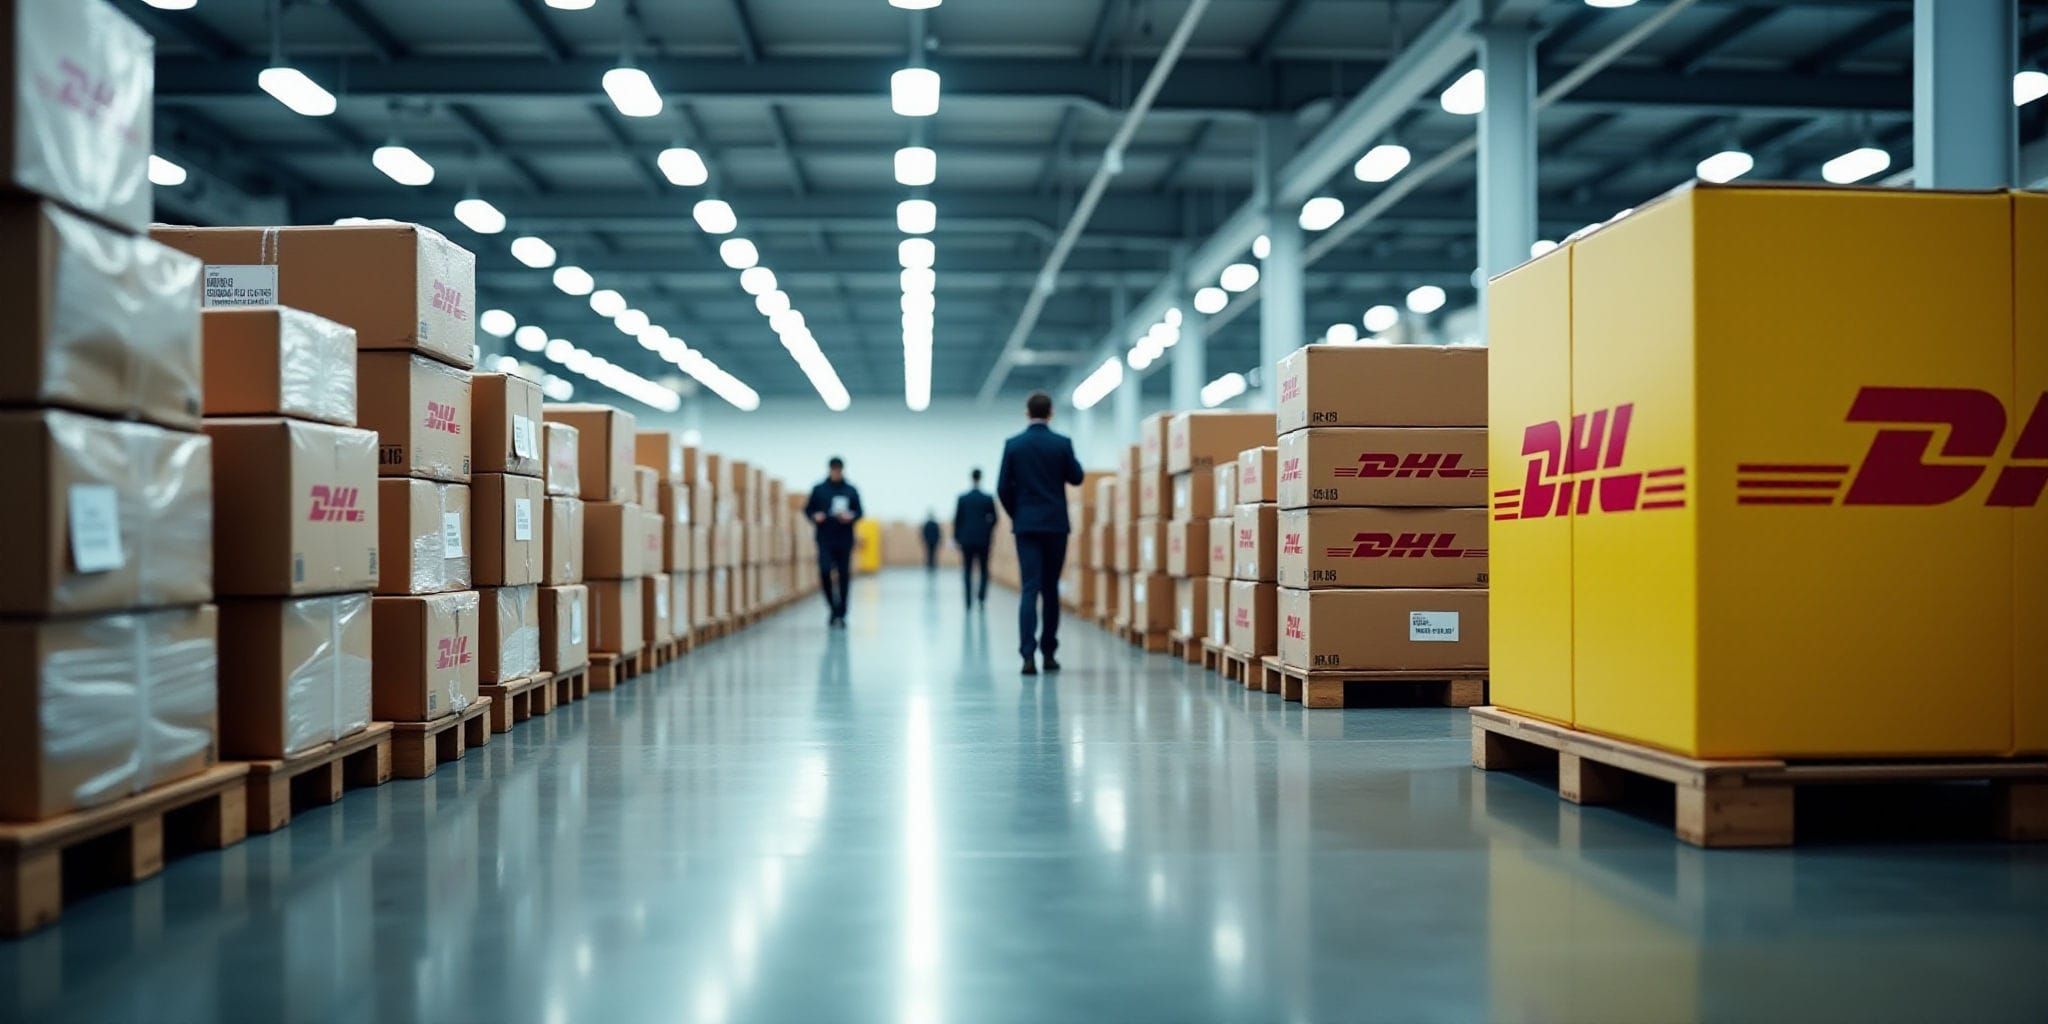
[1166,631,1203,665]
[1116,624,1169,654]
[0,763,250,937]
[1200,639,1226,674]
[389,698,493,780]
[479,674,553,733]
[645,637,687,669]
[1219,647,1259,687]
[1470,706,2048,848]
[544,666,589,708]
[590,650,648,691]
[1259,656,1487,709]
[241,722,395,834]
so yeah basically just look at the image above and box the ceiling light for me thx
[894,146,937,187]
[637,325,668,350]
[1440,68,1485,116]
[2016,71,2048,107]
[755,290,791,316]
[891,68,941,117]
[1325,323,1359,345]
[739,266,778,295]
[1193,287,1227,315]
[770,309,806,335]
[1200,372,1247,408]
[148,154,187,187]
[614,309,650,335]
[902,291,935,316]
[511,235,556,269]
[719,238,760,270]
[1530,239,1559,258]
[889,0,941,9]
[1072,358,1123,410]
[903,310,934,332]
[514,325,547,352]
[1299,196,1344,231]
[553,265,595,296]
[544,338,574,361]
[1252,235,1270,260]
[1584,0,1639,7]
[1126,348,1154,370]
[1163,307,1182,328]
[657,147,709,186]
[371,145,434,186]
[1363,305,1399,333]
[1821,146,1891,184]
[257,66,336,117]
[692,199,738,234]
[491,354,520,373]
[480,309,517,338]
[589,289,627,317]
[453,197,506,234]
[1353,143,1412,183]
[1695,149,1754,184]
[897,199,936,234]
[602,65,662,118]
[542,376,574,400]
[898,238,935,269]
[900,267,936,294]
[1406,285,1447,315]
[545,0,596,8]
[1219,262,1259,293]
[143,0,198,8]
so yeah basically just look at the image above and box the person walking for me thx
[952,469,997,607]
[920,513,942,571]
[805,456,863,627]
[996,391,1085,675]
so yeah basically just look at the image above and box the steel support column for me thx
[1479,23,1538,323]
[1168,248,1204,411]
[1110,285,1139,441]
[1914,0,2016,188]
[1257,116,1303,408]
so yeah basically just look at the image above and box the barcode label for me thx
[514,499,533,542]
[67,484,123,572]
[442,513,464,557]
[203,265,278,307]
[512,415,536,459]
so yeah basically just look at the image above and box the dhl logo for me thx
[1333,452,1485,479]
[1495,403,1683,521]
[1277,458,1302,483]
[307,485,366,523]
[1234,607,1251,627]
[1280,377,1302,403]
[1325,532,1488,559]
[435,636,472,669]
[1236,527,1255,548]
[1739,387,2047,508]
[1283,614,1305,640]
[424,401,462,434]
[39,61,120,124]
[1280,533,1304,556]
[431,280,470,320]
[1211,542,1228,559]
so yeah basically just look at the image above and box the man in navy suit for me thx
[952,468,998,607]
[996,391,1086,675]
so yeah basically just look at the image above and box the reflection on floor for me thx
[5,570,2046,1023]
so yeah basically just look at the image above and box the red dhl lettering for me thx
[1280,377,1302,403]
[1325,532,1486,559]
[1236,528,1254,547]
[1278,457,1303,483]
[1280,533,1304,556]
[1283,614,1304,640]
[308,485,366,523]
[1496,402,1682,520]
[431,280,470,320]
[435,636,473,669]
[38,60,119,124]
[1333,452,1483,479]
[1234,607,1250,626]
[1735,387,2047,509]
[424,401,462,434]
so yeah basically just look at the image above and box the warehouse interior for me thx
[3,0,2046,1020]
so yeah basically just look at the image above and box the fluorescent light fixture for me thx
[900,267,936,294]
[2016,70,2048,107]
[1199,372,1247,408]
[1353,143,1412,183]
[1252,235,1270,260]
[553,265,595,296]
[1072,358,1123,410]
[755,290,791,316]
[1219,262,1259,293]
[1127,347,1154,371]
[1193,287,1227,315]
[148,154,187,187]
[1299,196,1344,231]
[1163,307,1182,328]
[889,0,941,9]
[1821,146,1891,184]
[545,0,595,8]
[258,66,337,117]
[891,67,941,117]
[1147,323,1178,348]
[739,266,778,296]
[637,325,668,350]
[510,235,556,269]
[903,310,935,333]
[143,0,198,8]
[1530,239,1559,258]
[614,308,651,335]
[719,238,760,270]
[480,309,517,338]
[905,345,931,413]
[602,66,663,118]
[491,355,519,373]
[1695,149,1754,184]
[514,325,547,352]
[589,289,627,317]
[371,145,434,186]
[542,376,574,400]
[1325,323,1359,345]
[1585,0,1638,7]
[1364,304,1399,333]
[544,338,574,362]
[897,199,936,234]
[898,238,935,269]
[692,199,738,234]
[894,146,937,186]
[770,309,806,335]
[1406,285,1447,315]
[657,147,709,186]
[454,197,506,234]
[902,291,935,316]
[1440,68,1485,116]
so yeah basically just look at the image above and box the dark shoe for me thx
[1042,657,1062,672]
[1021,658,1038,676]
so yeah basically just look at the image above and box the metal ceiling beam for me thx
[508,0,575,62]
[446,103,551,193]
[1792,10,1911,74]
[765,104,811,196]
[1153,119,1213,193]
[1666,6,1776,74]
[725,0,763,64]
[1251,0,1312,64]
[328,0,408,62]
[1085,0,1123,63]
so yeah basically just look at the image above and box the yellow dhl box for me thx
[1489,182,2043,759]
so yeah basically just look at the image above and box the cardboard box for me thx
[1112,520,1136,572]
[689,525,711,572]
[544,404,636,502]
[539,584,588,673]
[358,352,471,483]
[0,410,211,615]
[658,483,691,528]
[375,478,470,595]
[1275,344,1488,434]
[1174,576,1208,637]
[665,507,690,572]
[699,453,732,501]
[1227,580,1277,655]
[1277,588,1489,672]
[1168,411,1277,473]
[544,496,583,585]
[670,571,693,632]
[635,466,659,509]
[1092,477,1119,522]
[589,577,644,655]
[1113,571,1131,628]
[1275,427,1488,509]
[478,585,540,683]
[0,0,154,231]
[2017,191,2047,753]
[1276,507,1489,589]
[1231,503,1278,582]
[641,510,667,576]
[543,421,580,497]
[148,223,477,368]
[0,606,217,822]
[643,570,673,645]
[1135,517,1168,575]
[584,502,640,579]
[1093,569,1114,619]
[1213,464,1239,510]
[1205,515,1233,579]
[1138,412,1171,471]
[201,307,356,426]
[636,430,691,484]
[692,482,717,527]
[1129,572,1172,632]
[1205,576,1229,643]
[1237,446,1278,503]
[689,570,710,627]
[0,201,202,429]
[216,594,372,760]
[1171,468,1215,520]
[1166,518,1207,577]
[471,473,544,587]
[1087,521,1111,570]
[206,417,379,597]
[470,373,543,477]
[1136,469,1170,519]
[370,591,479,722]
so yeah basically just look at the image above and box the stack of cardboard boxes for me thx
[1204,460,1237,650]
[701,454,734,627]
[1110,445,1139,629]
[545,405,640,669]
[638,431,693,650]
[471,374,548,693]
[1127,416,1173,637]
[1165,412,1275,648]
[540,422,589,679]
[632,464,672,655]
[1227,445,1280,663]
[1269,346,1490,679]
[1090,477,1118,621]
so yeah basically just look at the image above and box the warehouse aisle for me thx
[5,570,2047,1023]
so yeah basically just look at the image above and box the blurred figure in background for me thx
[921,512,942,571]
[805,456,863,627]
[953,468,997,607]
[997,392,1084,675]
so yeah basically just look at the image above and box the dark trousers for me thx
[924,541,938,570]
[817,543,852,618]
[959,544,990,604]
[1015,532,1069,659]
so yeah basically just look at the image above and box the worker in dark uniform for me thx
[921,513,942,571]
[952,468,998,607]
[996,392,1085,675]
[804,456,863,627]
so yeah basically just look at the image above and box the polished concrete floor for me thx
[5,570,2046,1023]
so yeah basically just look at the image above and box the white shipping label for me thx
[1179,607,1192,634]
[441,512,464,558]
[512,415,537,459]
[203,265,278,307]
[1409,611,1461,643]
[656,588,669,617]
[570,595,585,644]
[514,499,534,542]
[1140,536,1155,565]
[1211,609,1224,638]
[67,485,124,572]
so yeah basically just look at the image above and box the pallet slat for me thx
[240,722,395,834]
[480,675,553,733]
[388,699,493,780]
[1259,656,1486,708]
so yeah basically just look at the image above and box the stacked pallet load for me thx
[1270,345,1489,709]
[540,422,590,705]
[1225,444,1280,685]
[544,404,641,689]
[1164,412,1276,664]
[1089,477,1118,623]
[630,465,673,671]
[1203,459,1238,663]
[1124,415,1173,650]
[638,430,693,661]
[700,453,735,632]
[469,372,549,732]
[1110,443,1140,634]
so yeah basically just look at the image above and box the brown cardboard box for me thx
[1171,467,1215,519]
[1166,518,1207,577]
[370,591,480,722]
[544,497,583,585]
[691,482,717,527]
[471,473,544,587]
[1114,571,1132,628]
[1136,470,1170,519]
[712,524,740,569]
[665,509,690,572]
[0,411,211,616]
[216,594,372,760]
[149,223,477,368]
[699,453,732,501]
[539,584,589,673]
[1274,344,1488,434]
[584,502,641,579]
[543,421,580,497]
[1276,507,1490,589]
[689,571,709,628]
[641,510,666,576]
[0,606,218,822]
[1232,503,1278,582]
[708,566,729,620]
[1205,576,1229,643]
[1130,572,1172,631]
[659,483,691,528]
[1205,516,1233,578]
[1213,464,1240,510]
[376,478,469,595]
[1138,412,1171,471]
[1135,517,1168,575]
[635,466,660,509]
[1088,521,1112,570]
[1092,477,1119,522]
[1175,577,1208,637]
[643,570,673,645]
[589,577,644,655]
[1113,520,1136,572]
[470,373,543,477]
[635,430,691,483]
[1276,427,1488,509]
[1228,580,1278,655]
[1237,447,1278,503]
[1167,411,1277,473]
[1276,588,1489,672]
[670,571,693,632]
[357,352,471,482]
[207,417,379,597]
[0,0,154,231]
[477,585,540,683]
[689,525,711,572]
[202,307,356,426]
[544,404,636,502]
[1093,569,1114,619]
